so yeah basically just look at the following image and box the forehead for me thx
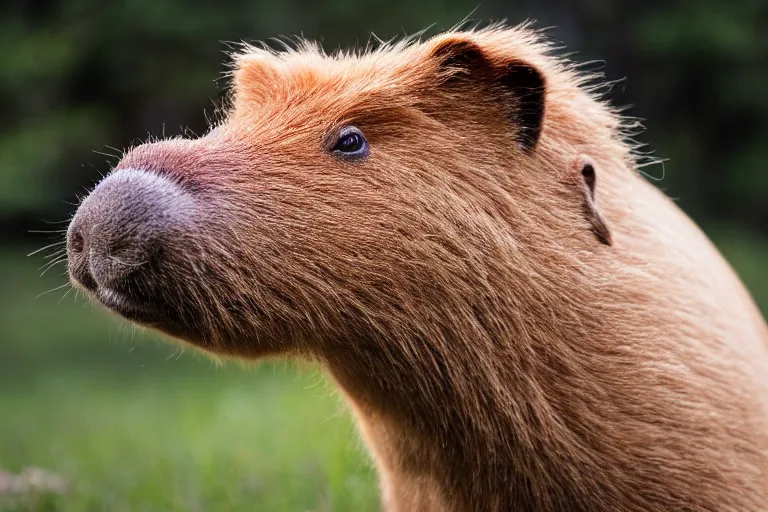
[229,43,434,126]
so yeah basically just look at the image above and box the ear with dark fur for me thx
[429,38,546,151]
[561,155,613,246]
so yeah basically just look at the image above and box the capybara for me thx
[66,24,768,511]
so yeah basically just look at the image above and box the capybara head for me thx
[69,26,620,360]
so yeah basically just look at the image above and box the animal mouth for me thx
[92,283,205,344]
[96,287,164,326]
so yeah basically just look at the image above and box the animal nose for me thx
[67,169,195,296]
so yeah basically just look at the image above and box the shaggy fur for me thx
[72,24,768,511]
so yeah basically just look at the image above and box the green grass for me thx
[1,221,766,511]
[0,367,378,512]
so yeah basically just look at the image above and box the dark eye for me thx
[332,126,369,159]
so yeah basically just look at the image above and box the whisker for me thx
[36,282,71,299]
[39,255,66,270]
[28,229,68,234]
[40,252,67,265]
[87,162,107,180]
[92,150,120,160]
[28,242,66,257]
[40,257,68,277]
[44,245,67,253]
[39,261,65,275]
[104,145,125,157]
[43,249,67,260]
[58,286,74,304]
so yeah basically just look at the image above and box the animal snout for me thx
[67,169,195,300]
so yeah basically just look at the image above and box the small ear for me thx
[429,38,546,151]
[498,63,546,151]
[232,51,282,104]
[563,155,612,246]
[431,39,491,74]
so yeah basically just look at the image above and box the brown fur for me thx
[90,24,768,510]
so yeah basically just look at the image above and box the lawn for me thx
[0,367,378,512]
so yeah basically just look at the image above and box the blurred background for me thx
[1,0,766,510]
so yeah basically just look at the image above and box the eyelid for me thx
[322,125,347,151]
[330,125,369,160]
[337,126,358,139]
[322,120,365,150]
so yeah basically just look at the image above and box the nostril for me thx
[67,169,195,299]
[66,221,97,291]
[70,229,84,253]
